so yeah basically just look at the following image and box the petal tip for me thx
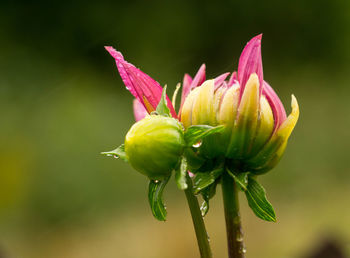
[290,94,299,116]
[105,46,124,60]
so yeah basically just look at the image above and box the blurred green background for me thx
[1,0,350,257]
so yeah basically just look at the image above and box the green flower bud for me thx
[125,115,185,180]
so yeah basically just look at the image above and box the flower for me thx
[105,34,299,174]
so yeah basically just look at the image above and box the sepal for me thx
[200,180,218,217]
[227,169,248,191]
[193,168,223,194]
[156,85,171,117]
[184,125,225,147]
[101,144,128,162]
[148,176,170,221]
[244,177,276,222]
[175,156,188,190]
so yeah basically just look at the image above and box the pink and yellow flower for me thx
[105,34,299,174]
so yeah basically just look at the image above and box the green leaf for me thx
[184,125,225,146]
[200,180,218,216]
[156,85,171,117]
[193,168,223,194]
[101,144,128,162]
[227,169,248,191]
[175,156,188,190]
[148,176,170,221]
[245,177,276,222]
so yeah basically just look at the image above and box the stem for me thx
[184,174,212,258]
[221,171,245,258]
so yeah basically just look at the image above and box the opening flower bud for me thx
[125,115,185,180]
[180,74,299,174]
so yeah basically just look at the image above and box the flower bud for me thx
[180,73,299,174]
[125,115,185,180]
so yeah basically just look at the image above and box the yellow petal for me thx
[191,79,216,125]
[226,73,259,158]
[274,94,299,140]
[180,87,200,128]
[247,95,299,172]
[218,84,240,127]
[249,95,274,156]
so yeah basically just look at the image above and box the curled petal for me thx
[214,72,230,90]
[274,94,299,140]
[262,81,287,131]
[238,34,264,100]
[180,73,193,108]
[180,64,206,109]
[228,71,238,86]
[105,46,177,118]
[133,99,148,121]
[247,95,299,172]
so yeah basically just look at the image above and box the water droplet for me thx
[154,180,159,183]
[239,246,247,254]
[106,154,113,157]
[236,227,244,242]
[236,232,243,242]
[113,155,119,159]
[192,141,202,148]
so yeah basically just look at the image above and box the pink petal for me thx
[262,81,287,131]
[191,63,206,88]
[105,46,177,118]
[180,73,193,108]
[133,99,148,121]
[228,71,238,86]
[238,34,264,100]
[180,64,206,109]
[214,72,230,90]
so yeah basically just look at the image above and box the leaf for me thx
[156,85,171,117]
[148,176,170,221]
[193,168,223,194]
[101,144,128,162]
[184,125,225,147]
[175,156,188,190]
[200,180,218,216]
[245,177,276,222]
[227,169,248,191]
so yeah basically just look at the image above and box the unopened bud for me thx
[125,115,185,180]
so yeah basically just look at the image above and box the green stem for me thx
[221,171,245,258]
[184,174,212,258]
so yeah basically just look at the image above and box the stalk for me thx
[221,171,245,258]
[184,174,213,258]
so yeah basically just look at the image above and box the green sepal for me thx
[200,180,219,216]
[148,176,170,221]
[193,168,223,194]
[245,177,276,222]
[156,85,171,117]
[184,125,225,147]
[101,144,128,162]
[175,156,188,190]
[227,169,249,191]
[183,147,206,171]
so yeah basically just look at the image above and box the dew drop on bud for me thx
[154,180,159,183]
[113,155,119,159]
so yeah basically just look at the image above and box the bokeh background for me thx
[1,0,350,257]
